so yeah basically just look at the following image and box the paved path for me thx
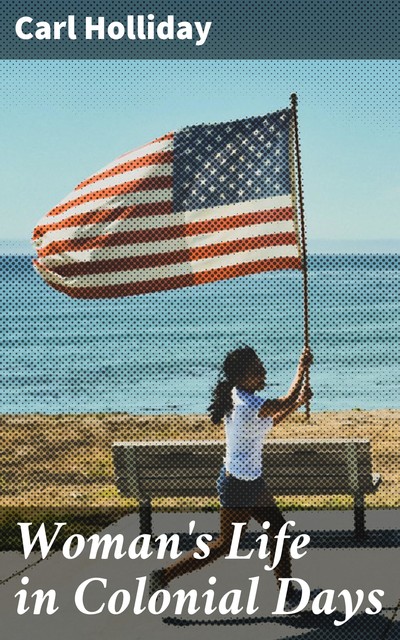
[0,509,399,639]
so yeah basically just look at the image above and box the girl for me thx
[149,345,313,600]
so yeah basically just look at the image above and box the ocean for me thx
[0,254,398,414]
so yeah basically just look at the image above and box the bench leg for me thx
[139,498,153,537]
[354,492,366,539]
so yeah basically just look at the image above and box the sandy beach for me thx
[0,409,398,511]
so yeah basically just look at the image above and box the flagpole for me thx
[290,93,311,421]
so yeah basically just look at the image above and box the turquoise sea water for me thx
[0,254,398,414]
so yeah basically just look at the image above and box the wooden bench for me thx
[112,439,381,539]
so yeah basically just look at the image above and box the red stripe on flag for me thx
[153,132,174,143]
[76,151,173,189]
[47,175,172,217]
[34,255,301,299]
[32,201,173,241]
[48,232,298,277]
[38,207,295,258]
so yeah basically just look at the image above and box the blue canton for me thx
[173,109,291,213]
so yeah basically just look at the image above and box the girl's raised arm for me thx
[258,347,313,421]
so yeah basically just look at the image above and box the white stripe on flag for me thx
[35,244,298,288]
[35,194,292,247]
[58,164,173,203]
[33,189,173,237]
[40,219,296,266]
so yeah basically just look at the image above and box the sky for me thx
[0,59,398,253]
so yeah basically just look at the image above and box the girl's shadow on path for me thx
[164,610,398,639]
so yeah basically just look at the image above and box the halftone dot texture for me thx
[0,10,399,629]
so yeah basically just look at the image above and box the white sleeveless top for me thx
[224,387,273,480]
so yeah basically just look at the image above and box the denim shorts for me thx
[216,466,267,508]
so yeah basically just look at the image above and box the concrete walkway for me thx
[0,509,399,639]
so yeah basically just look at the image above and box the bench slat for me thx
[112,439,378,499]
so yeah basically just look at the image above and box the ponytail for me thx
[208,380,234,425]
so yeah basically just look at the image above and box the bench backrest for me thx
[112,439,375,499]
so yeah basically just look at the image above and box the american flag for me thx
[32,108,302,298]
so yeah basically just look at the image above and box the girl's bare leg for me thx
[163,507,251,585]
[250,494,292,587]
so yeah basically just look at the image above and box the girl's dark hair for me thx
[208,346,259,425]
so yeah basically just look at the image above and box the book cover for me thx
[0,2,399,638]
